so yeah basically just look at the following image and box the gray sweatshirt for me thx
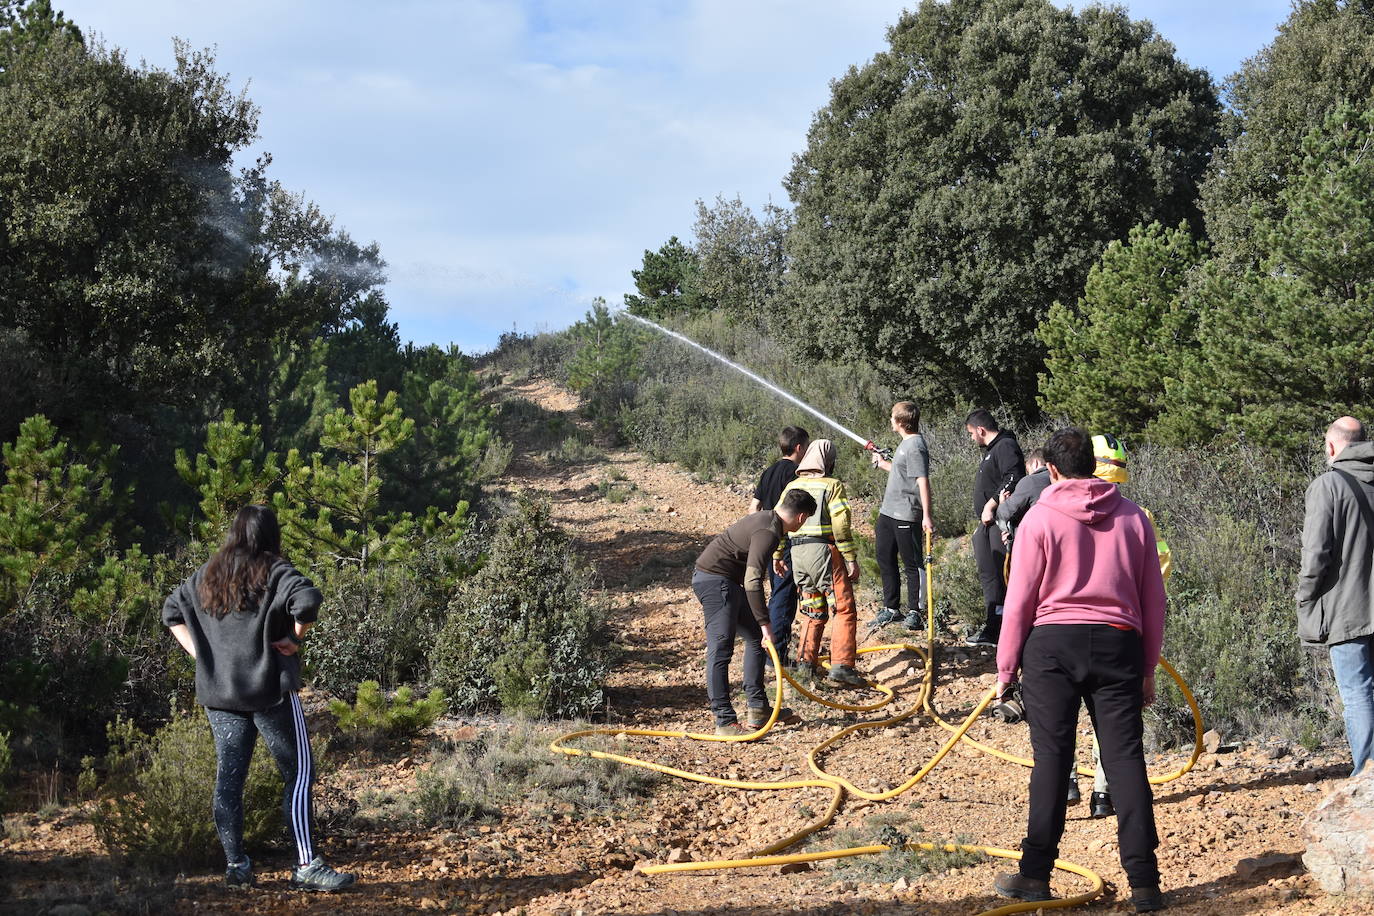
[1298,441,1374,646]
[162,558,322,711]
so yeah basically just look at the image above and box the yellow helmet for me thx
[1093,434,1129,484]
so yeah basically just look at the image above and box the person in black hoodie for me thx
[965,409,1025,647]
[163,505,355,891]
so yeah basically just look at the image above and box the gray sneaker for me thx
[224,856,254,888]
[290,856,356,891]
[867,608,902,631]
[746,705,801,728]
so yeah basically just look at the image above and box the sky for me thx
[57,0,1295,354]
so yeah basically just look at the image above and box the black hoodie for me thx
[162,558,322,711]
[972,430,1026,516]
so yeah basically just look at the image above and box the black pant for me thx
[875,513,926,612]
[693,570,766,726]
[972,521,1007,631]
[207,692,316,867]
[1018,624,1160,889]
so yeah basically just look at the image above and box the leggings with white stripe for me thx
[207,692,315,866]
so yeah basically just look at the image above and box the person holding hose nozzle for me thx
[694,488,817,735]
[965,409,1025,647]
[992,428,1168,913]
[867,401,933,634]
[775,439,866,687]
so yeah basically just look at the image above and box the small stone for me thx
[777,861,814,874]
[666,847,692,864]
[1266,745,1290,760]
[893,876,910,891]
[1236,853,1304,881]
[1203,729,1223,754]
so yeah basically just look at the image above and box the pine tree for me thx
[275,380,414,569]
[1037,223,1206,435]
[174,410,281,542]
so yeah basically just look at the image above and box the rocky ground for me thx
[1,376,1366,916]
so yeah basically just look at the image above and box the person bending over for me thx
[693,488,817,735]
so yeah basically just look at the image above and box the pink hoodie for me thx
[996,477,1167,684]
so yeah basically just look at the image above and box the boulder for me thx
[1302,766,1374,895]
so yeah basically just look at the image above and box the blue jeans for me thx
[1329,634,1374,776]
[768,545,798,665]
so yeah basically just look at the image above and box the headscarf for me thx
[796,438,836,477]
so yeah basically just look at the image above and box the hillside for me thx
[1,377,1364,916]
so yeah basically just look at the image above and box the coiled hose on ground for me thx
[551,533,1203,916]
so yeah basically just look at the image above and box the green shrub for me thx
[400,721,657,829]
[931,537,984,635]
[328,680,446,746]
[431,497,613,718]
[0,730,11,812]
[87,709,285,869]
[823,818,981,884]
[307,534,477,695]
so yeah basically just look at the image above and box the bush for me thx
[931,537,984,636]
[328,680,446,747]
[306,533,479,695]
[388,720,657,829]
[431,497,613,719]
[87,709,286,869]
[0,730,11,813]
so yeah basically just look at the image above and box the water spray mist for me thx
[621,312,890,459]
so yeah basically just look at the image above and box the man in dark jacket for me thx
[996,448,1049,548]
[748,426,809,665]
[1299,416,1374,776]
[694,488,816,735]
[966,408,1025,647]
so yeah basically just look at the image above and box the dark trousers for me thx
[972,522,1007,631]
[875,513,926,612]
[768,545,798,665]
[207,692,316,867]
[1019,624,1160,889]
[693,570,766,726]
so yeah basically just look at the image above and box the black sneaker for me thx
[902,611,925,632]
[1130,886,1167,912]
[290,856,356,891]
[224,856,254,888]
[993,872,1053,902]
[867,608,901,631]
[964,627,999,648]
[1066,779,1081,805]
[1090,791,1115,818]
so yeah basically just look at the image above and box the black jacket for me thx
[162,558,322,711]
[972,430,1026,515]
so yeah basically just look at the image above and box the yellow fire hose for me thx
[550,531,1202,915]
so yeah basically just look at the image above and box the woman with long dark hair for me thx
[163,505,355,890]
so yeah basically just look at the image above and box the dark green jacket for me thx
[1298,442,1374,646]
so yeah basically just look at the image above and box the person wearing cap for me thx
[1068,434,1172,817]
[775,439,866,687]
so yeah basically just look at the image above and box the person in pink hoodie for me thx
[991,428,1168,914]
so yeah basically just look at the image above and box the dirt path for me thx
[2,377,1364,916]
